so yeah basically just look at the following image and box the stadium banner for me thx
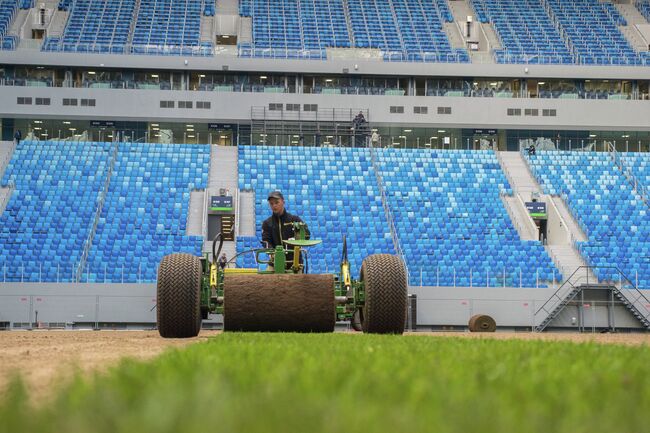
[211,196,233,211]
[525,202,547,219]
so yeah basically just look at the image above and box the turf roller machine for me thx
[156,222,408,338]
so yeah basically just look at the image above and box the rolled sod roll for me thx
[223,273,335,332]
[468,314,497,332]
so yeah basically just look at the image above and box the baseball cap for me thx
[267,191,284,201]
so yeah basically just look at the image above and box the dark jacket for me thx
[261,210,310,249]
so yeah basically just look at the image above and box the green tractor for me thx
[156,222,408,337]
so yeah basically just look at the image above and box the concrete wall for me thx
[1,283,645,330]
[1,86,650,131]
[545,198,570,245]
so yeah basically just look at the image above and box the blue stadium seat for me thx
[0,0,18,51]
[471,0,574,64]
[42,0,135,54]
[526,151,650,289]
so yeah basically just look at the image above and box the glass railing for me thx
[4,262,646,289]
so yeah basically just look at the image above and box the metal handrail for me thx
[75,142,119,282]
[0,181,15,215]
[367,136,409,282]
[535,265,650,327]
[607,141,650,207]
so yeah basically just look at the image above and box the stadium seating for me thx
[348,0,468,62]
[622,152,650,188]
[547,0,645,66]
[525,151,650,289]
[43,0,135,54]
[239,146,558,287]
[376,148,559,287]
[300,0,351,50]
[85,143,209,283]
[0,140,111,282]
[241,0,467,62]
[0,141,208,283]
[58,0,72,11]
[0,0,17,50]
[19,0,34,10]
[239,0,252,16]
[204,1,215,16]
[131,0,213,56]
[236,236,261,268]
[637,1,650,22]
[237,146,394,273]
[470,0,573,64]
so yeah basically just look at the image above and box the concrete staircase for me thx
[204,145,239,259]
[126,0,141,47]
[8,9,29,38]
[238,190,256,237]
[0,141,15,177]
[186,190,206,236]
[238,16,252,44]
[201,15,216,42]
[0,141,16,216]
[614,2,650,52]
[46,7,69,38]
[342,0,355,46]
[209,145,238,190]
[548,196,588,243]
[217,0,239,13]
[447,0,500,62]
[501,195,538,240]
[498,151,596,284]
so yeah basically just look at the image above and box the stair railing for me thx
[367,136,409,283]
[607,141,650,207]
[75,142,119,282]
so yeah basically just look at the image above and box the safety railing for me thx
[607,141,650,207]
[534,265,650,330]
[411,265,561,289]
[0,180,15,215]
[367,137,410,283]
[75,141,119,282]
[251,106,369,123]
[3,261,160,284]
[0,141,16,177]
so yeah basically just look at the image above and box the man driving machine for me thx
[262,191,310,269]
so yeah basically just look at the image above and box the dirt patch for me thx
[0,330,217,403]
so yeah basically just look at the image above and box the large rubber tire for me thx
[157,253,202,338]
[360,254,408,334]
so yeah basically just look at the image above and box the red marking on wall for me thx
[583,304,591,308]
[461,301,468,305]
[523,303,529,307]
[20,297,27,302]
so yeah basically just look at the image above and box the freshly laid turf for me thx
[2,333,650,433]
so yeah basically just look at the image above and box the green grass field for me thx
[2,334,650,433]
